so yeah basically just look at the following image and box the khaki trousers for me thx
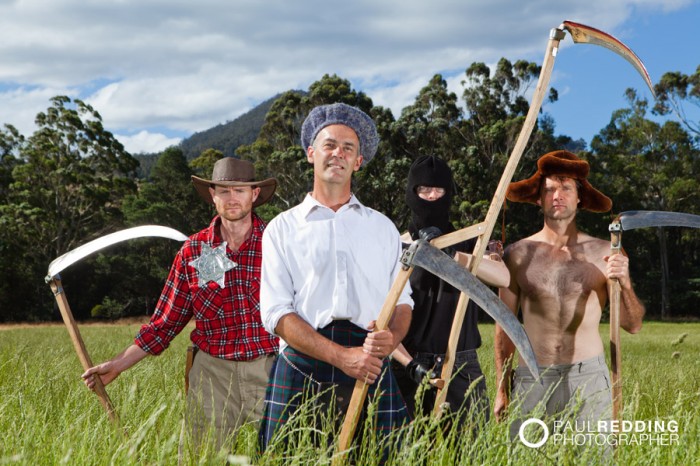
[509,353,612,440]
[186,350,275,450]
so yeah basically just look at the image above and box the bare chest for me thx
[518,247,606,302]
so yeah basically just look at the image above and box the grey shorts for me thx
[509,354,612,439]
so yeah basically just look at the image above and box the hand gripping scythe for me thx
[608,211,700,422]
[45,225,188,423]
[334,20,655,458]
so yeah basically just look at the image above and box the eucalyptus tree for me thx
[354,105,411,228]
[0,96,138,320]
[123,146,210,235]
[456,58,559,238]
[653,65,700,141]
[379,74,464,230]
[0,124,25,320]
[590,89,700,318]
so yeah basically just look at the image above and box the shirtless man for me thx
[493,150,645,436]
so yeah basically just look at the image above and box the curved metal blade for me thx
[404,240,540,378]
[619,210,700,231]
[46,225,188,281]
[562,20,655,98]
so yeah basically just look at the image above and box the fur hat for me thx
[300,103,378,166]
[506,150,612,212]
[191,157,277,207]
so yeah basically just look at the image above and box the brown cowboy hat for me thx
[191,157,277,207]
[506,150,612,212]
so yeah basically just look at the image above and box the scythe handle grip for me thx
[49,277,119,423]
[334,266,413,462]
[609,229,622,423]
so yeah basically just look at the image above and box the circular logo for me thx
[519,418,549,448]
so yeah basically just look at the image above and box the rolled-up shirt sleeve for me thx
[260,219,295,335]
[135,250,193,355]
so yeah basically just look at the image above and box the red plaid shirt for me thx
[135,213,278,360]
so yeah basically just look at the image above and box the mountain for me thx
[180,94,280,160]
[134,93,281,178]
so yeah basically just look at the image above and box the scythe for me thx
[45,225,188,423]
[608,211,700,422]
[334,20,656,458]
[430,20,657,417]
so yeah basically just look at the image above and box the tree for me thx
[123,146,211,235]
[0,124,23,200]
[4,96,138,258]
[189,148,222,179]
[457,59,559,239]
[0,96,138,320]
[370,74,464,230]
[652,65,700,141]
[590,89,700,318]
[354,105,412,227]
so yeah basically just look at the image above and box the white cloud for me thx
[116,130,182,155]
[0,0,693,153]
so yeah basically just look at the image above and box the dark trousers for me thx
[392,348,490,427]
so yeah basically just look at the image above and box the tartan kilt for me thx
[259,320,408,449]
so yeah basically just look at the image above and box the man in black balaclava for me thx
[391,155,495,426]
[405,155,454,235]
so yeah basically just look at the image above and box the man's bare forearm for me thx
[392,344,413,366]
[620,285,645,334]
[82,344,149,388]
[494,324,515,393]
[387,304,412,350]
[275,313,345,366]
[275,313,386,383]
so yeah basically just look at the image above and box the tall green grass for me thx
[1,322,697,465]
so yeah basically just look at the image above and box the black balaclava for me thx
[405,155,454,239]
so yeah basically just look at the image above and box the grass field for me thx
[0,321,697,465]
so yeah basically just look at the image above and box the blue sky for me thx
[0,0,698,154]
[547,2,700,143]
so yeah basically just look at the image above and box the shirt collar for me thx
[300,193,365,218]
[207,216,223,246]
[205,212,264,246]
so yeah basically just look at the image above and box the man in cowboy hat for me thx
[258,103,413,450]
[493,150,645,438]
[83,157,279,449]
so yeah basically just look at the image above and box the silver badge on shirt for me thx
[189,242,237,288]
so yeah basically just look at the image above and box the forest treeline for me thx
[1,59,698,322]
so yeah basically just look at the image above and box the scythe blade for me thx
[562,20,656,98]
[405,240,539,378]
[45,225,188,425]
[46,225,189,282]
[617,210,700,231]
[608,210,699,423]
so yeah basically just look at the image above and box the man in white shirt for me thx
[258,103,413,451]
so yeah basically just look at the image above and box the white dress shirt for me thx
[261,193,413,349]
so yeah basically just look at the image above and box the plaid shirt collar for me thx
[202,211,266,251]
